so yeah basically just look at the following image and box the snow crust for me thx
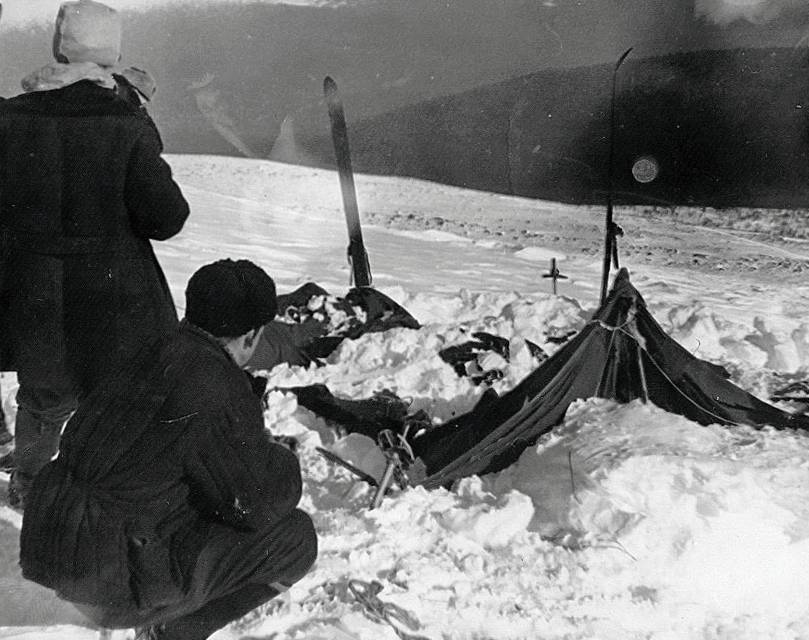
[2,156,809,639]
[257,296,809,640]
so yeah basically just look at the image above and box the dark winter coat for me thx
[20,321,303,610]
[0,80,189,391]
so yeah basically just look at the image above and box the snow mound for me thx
[513,246,567,263]
[664,301,809,373]
[486,399,809,636]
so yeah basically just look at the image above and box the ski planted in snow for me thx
[599,47,633,305]
[324,76,373,289]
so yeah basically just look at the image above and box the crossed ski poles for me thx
[371,425,415,509]
[315,426,415,510]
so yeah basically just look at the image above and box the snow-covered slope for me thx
[2,155,809,639]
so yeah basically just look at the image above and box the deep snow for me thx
[2,155,809,639]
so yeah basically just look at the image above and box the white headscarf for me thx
[21,1,156,101]
[53,0,121,67]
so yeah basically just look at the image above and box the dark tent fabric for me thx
[343,287,421,337]
[281,384,421,440]
[412,269,809,489]
[439,331,547,385]
[248,283,420,371]
[771,380,809,403]
[282,332,532,440]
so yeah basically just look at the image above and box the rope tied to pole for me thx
[590,303,744,424]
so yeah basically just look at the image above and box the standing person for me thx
[20,259,317,640]
[0,0,189,507]
[0,0,13,450]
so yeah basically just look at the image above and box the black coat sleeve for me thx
[182,404,303,531]
[125,122,190,241]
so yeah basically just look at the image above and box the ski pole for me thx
[370,427,414,509]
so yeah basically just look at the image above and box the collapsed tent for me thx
[439,331,547,385]
[280,384,431,441]
[282,334,546,440]
[409,269,809,489]
[248,282,420,371]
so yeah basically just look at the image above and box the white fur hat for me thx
[53,0,122,67]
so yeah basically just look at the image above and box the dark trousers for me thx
[77,508,317,640]
[11,382,78,501]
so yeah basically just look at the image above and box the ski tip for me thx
[616,47,633,68]
[323,75,337,93]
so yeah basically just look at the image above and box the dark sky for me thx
[3,1,809,76]
[2,1,807,123]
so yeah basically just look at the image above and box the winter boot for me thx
[7,470,27,511]
[0,450,15,472]
[157,584,281,640]
[0,409,12,447]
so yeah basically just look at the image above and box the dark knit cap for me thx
[185,259,278,338]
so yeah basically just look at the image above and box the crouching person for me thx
[19,259,317,640]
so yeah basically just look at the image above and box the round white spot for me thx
[632,156,659,183]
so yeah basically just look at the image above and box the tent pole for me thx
[637,345,649,403]
[599,47,633,305]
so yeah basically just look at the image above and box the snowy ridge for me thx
[0,0,358,27]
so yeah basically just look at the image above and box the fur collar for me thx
[21,62,117,94]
